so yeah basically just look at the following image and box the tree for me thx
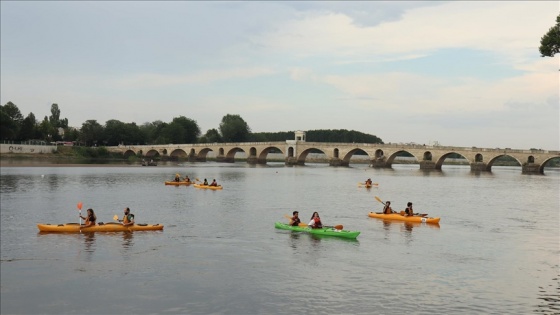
[19,113,38,140]
[80,120,104,146]
[200,128,222,143]
[0,102,24,140]
[171,116,200,143]
[540,14,560,57]
[219,114,251,142]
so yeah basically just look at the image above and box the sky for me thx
[1,1,558,150]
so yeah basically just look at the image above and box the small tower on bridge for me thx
[295,130,306,142]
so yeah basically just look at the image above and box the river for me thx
[1,162,559,314]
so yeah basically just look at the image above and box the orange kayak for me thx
[368,212,440,224]
[37,222,164,232]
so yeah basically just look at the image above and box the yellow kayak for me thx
[368,212,440,224]
[193,184,223,190]
[164,181,192,186]
[37,222,164,232]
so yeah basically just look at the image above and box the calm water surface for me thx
[1,162,559,314]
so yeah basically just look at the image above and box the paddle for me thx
[358,182,378,186]
[77,202,83,225]
[283,214,343,230]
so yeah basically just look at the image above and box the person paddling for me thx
[79,208,97,228]
[290,211,301,226]
[365,178,372,185]
[308,211,323,229]
[383,201,394,214]
[118,207,135,227]
[210,179,218,187]
[405,202,414,216]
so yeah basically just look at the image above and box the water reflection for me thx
[82,232,96,262]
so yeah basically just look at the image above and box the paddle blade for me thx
[113,215,118,221]
[284,214,292,220]
[334,224,343,230]
[374,196,384,204]
[77,202,83,210]
[298,223,308,227]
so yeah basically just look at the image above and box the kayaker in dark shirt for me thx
[308,212,323,228]
[80,208,97,228]
[290,211,301,226]
[174,174,181,182]
[184,175,190,182]
[365,178,372,185]
[210,179,218,186]
[383,201,394,214]
[203,178,208,185]
[405,202,414,216]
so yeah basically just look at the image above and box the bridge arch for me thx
[423,151,432,161]
[169,149,188,160]
[297,147,328,165]
[435,152,470,170]
[123,150,136,158]
[386,150,420,166]
[485,154,521,172]
[255,146,284,164]
[145,149,160,158]
[224,147,246,163]
[197,148,214,162]
[341,148,371,166]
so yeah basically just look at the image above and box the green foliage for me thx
[540,14,560,57]
[200,128,222,143]
[79,120,104,147]
[219,114,251,142]
[0,102,20,140]
[306,129,383,143]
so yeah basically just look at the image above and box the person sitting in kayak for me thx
[79,208,97,228]
[290,211,301,226]
[184,175,191,182]
[308,211,323,229]
[174,174,181,182]
[119,207,135,227]
[404,202,414,216]
[203,178,209,185]
[210,179,218,186]
[383,201,394,214]
[365,178,372,185]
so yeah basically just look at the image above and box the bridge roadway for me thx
[109,141,560,175]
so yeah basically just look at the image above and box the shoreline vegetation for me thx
[0,146,532,167]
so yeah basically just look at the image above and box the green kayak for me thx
[274,222,360,239]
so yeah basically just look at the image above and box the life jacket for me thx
[123,213,134,224]
[383,205,392,214]
[86,214,96,225]
[312,217,322,228]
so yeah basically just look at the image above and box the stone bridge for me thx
[107,140,559,175]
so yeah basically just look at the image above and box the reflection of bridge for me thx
[108,140,559,175]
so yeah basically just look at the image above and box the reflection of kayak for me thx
[274,222,360,239]
[368,212,440,224]
[164,181,192,186]
[377,220,440,229]
[193,184,223,190]
[37,222,164,232]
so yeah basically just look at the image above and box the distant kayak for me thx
[274,222,360,239]
[37,222,164,233]
[368,212,440,224]
[193,184,223,190]
[165,181,193,186]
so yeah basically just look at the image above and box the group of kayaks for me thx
[165,180,223,190]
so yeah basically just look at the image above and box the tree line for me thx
[0,102,384,146]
